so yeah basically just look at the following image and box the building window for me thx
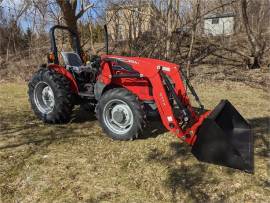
[212,18,219,24]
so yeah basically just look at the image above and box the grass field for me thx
[0,81,269,202]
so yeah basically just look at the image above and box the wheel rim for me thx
[103,99,134,135]
[34,81,55,114]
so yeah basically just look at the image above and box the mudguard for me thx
[47,64,79,93]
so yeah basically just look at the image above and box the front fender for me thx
[47,64,79,93]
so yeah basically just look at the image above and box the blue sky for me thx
[0,0,191,31]
[0,0,104,31]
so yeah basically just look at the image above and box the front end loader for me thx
[28,25,253,173]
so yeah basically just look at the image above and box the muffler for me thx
[192,100,254,173]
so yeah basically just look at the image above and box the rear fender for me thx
[47,64,79,93]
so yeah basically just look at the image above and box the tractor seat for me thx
[61,52,83,67]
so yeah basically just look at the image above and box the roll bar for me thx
[49,24,109,64]
[104,24,109,55]
[49,25,82,64]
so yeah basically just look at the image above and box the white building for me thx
[204,13,235,36]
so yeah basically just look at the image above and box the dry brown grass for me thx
[0,81,269,202]
[191,64,270,91]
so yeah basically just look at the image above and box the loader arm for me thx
[147,67,205,144]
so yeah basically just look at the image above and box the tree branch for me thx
[76,1,94,20]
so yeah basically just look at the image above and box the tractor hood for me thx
[102,55,180,76]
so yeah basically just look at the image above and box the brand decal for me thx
[115,58,139,65]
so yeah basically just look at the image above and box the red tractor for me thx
[28,25,253,173]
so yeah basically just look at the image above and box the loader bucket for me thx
[192,100,253,173]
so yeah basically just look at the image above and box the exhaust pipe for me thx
[104,24,109,55]
[192,100,254,173]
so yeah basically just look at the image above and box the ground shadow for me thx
[0,127,94,150]
[0,106,167,150]
[0,107,98,150]
[140,119,167,139]
[147,142,213,202]
[146,116,269,202]
[248,117,270,158]
[70,106,96,123]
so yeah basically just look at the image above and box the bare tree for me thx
[165,0,181,59]
[56,0,94,48]
[186,0,200,78]
[4,0,31,60]
[240,0,268,68]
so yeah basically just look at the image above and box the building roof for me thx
[204,12,235,20]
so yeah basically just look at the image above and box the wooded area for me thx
[0,0,270,80]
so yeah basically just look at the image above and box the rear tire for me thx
[97,88,145,140]
[28,68,74,123]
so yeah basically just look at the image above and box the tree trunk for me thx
[88,23,96,55]
[56,0,80,50]
[240,0,262,69]
[165,0,173,59]
[186,0,200,78]
[186,30,195,78]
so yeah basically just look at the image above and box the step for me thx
[78,92,95,98]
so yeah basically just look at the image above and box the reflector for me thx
[192,100,254,173]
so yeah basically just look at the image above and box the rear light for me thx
[47,52,55,63]
[81,52,89,64]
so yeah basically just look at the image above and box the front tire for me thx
[28,68,74,123]
[97,88,145,140]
